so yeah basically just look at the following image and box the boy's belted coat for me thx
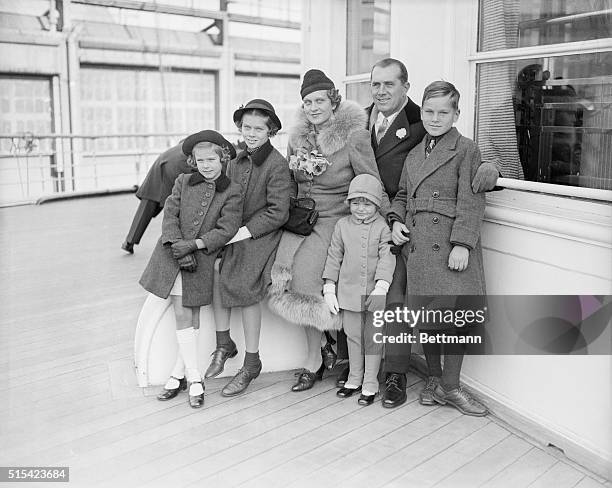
[218,140,292,307]
[389,128,486,307]
[140,172,243,307]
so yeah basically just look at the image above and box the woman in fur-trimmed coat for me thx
[268,69,388,391]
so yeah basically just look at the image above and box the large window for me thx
[345,0,391,105]
[80,66,216,150]
[233,73,300,132]
[0,76,54,204]
[479,0,611,51]
[476,0,612,191]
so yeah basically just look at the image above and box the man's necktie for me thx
[376,117,389,144]
[425,136,437,157]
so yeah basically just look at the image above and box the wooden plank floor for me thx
[1,194,610,488]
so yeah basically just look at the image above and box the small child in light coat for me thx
[322,174,395,405]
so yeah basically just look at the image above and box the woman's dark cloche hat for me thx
[300,69,335,99]
[181,130,236,158]
[233,98,282,131]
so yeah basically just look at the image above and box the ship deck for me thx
[0,194,609,488]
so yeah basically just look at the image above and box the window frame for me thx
[469,1,612,202]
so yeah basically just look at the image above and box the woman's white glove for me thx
[323,283,339,315]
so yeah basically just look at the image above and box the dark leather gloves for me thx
[390,242,403,256]
[171,239,198,259]
[178,254,197,272]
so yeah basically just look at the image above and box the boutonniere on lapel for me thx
[396,128,407,139]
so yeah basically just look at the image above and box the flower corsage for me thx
[289,149,332,176]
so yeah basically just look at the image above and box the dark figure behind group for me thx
[134,58,499,414]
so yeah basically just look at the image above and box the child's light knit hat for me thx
[346,174,383,207]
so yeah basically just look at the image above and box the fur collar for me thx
[288,99,367,156]
[188,171,231,191]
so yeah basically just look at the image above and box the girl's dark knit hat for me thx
[233,98,282,131]
[300,69,335,99]
[181,130,236,158]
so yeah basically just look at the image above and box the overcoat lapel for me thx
[409,128,460,195]
[375,108,411,159]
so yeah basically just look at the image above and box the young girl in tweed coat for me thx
[140,130,242,409]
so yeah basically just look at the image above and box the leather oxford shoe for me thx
[358,393,376,406]
[292,370,317,392]
[121,241,134,254]
[188,380,205,408]
[419,376,440,406]
[204,343,238,378]
[221,364,261,397]
[336,385,362,398]
[433,384,488,416]
[382,373,407,408]
[321,342,337,370]
[157,376,187,401]
[336,365,349,388]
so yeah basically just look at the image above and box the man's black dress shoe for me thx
[121,241,134,254]
[204,343,238,378]
[358,393,376,406]
[157,376,187,401]
[382,372,407,408]
[188,380,205,408]
[321,342,337,370]
[336,385,362,398]
[336,365,349,388]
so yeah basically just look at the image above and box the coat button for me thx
[432,216,439,224]
[202,201,208,206]
[432,191,439,198]
[205,192,211,197]
[432,243,440,251]
[193,220,200,225]
[207,183,213,188]
[198,211,204,216]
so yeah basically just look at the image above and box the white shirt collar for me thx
[374,97,408,132]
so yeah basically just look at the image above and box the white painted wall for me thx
[302,0,612,477]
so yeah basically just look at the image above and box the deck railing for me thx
[0,131,289,206]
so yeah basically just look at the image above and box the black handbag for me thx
[283,197,319,236]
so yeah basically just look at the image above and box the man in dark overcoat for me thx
[122,143,192,253]
[335,58,500,408]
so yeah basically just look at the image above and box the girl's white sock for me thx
[176,327,201,383]
[165,329,200,389]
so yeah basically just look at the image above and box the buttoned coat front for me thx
[139,172,243,307]
[218,140,292,307]
[322,213,395,312]
[389,128,486,300]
